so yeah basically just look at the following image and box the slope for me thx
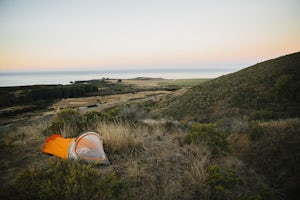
[159,52,300,122]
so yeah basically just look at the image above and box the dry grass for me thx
[184,144,212,199]
[96,121,144,153]
[1,115,293,199]
[0,119,48,146]
[0,119,49,186]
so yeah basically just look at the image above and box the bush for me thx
[81,110,113,130]
[248,121,264,140]
[43,121,64,135]
[44,108,82,137]
[44,109,116,137]
[1,159,130,200]
[244,119,300,199]
[106,107,121,117]
[184,123,229,154]
[206,165,240,199]
[119,104,148,122]
[216,116,249,134]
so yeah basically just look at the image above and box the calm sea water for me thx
[0,68,241,87]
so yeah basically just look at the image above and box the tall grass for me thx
[96,121,144,154]
[184,144,212,199]
[0,119,48,146]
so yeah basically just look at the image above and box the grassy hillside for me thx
[153,52,300,199]
[158,52,300,122]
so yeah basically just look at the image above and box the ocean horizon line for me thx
[0,67,244,87]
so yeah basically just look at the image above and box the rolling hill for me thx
[158,52,300,122]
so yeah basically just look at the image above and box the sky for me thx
[0,0,300,71]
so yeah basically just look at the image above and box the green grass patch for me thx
[158,78,211,87]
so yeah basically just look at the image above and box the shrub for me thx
[119,104,148,122]
[106,107,121,117]
[245,119,300,199]
[81,110,112,130]
[206,165,240,199]
[248,121,264,140]
[1,159,130,200]
[249,110,277,121]
[44,109,116,137]
[43,121,64,135]
[44,108,82,137]
[184,123,229,154]
[216,116,249,134]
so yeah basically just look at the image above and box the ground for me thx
[0,78,181,188]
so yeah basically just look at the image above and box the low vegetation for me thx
[184,123,229,154]
[229,118,300,199]
[1,107,289,199]
[0,78,183,118]
[1,52,299,199]
[159,52,300,122]
[97,121,144,154]
[0,84,98,108]
[158,78,210,87]
[1,159,130,200]
[206,164,240,199]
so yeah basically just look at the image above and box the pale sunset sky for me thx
[0,0,299,71]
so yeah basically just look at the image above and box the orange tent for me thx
[42,132,109,164]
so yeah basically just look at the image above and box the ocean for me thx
[0,68,242,87]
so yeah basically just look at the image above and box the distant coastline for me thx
[0,68,242,87]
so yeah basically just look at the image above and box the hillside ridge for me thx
[159,52,300,122]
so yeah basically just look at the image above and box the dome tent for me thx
[42,132,109,164]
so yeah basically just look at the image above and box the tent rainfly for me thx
[42,132,109,164]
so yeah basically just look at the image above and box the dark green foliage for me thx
[206,165,240,199]
[272,74,300,102]
[241,119,300,199]
[44,121,64,135]
[207,165,240,189]
[1,159,130,200]
[0,84,98,109]
[249,109,278,121]
[44,109,115,137]
[0,79,138,108]
[243,187,273,200]
[43,108,82,137]
[184,123,228,154]
[248,121,264,140]
[106,107,121,117]
[43,105,149,137]
[81,110,113,130]
[30,84,98,100]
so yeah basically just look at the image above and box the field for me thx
[158,78,211,86]
[117,78,210,87]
